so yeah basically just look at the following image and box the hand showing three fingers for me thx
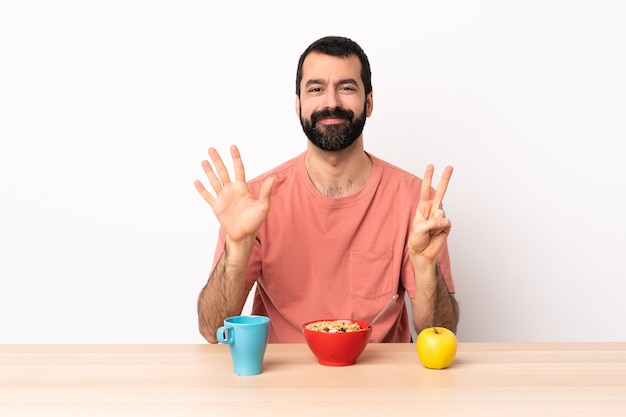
[194,145,275,244]
[408,164,453,262]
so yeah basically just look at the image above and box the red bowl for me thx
[302,319,372,366]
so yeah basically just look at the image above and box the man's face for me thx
[297,52,373,151]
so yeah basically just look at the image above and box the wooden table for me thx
[1,343,625,416]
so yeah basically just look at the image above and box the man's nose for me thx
[321,89,340,109]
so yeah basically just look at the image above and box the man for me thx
[195,36,459,343]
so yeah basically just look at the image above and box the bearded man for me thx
[195,36,459,343]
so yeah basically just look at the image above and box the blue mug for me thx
[216,315,270,376]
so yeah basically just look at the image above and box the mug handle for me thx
[216,325,234,344]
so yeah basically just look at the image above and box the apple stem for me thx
[431,325,440,334]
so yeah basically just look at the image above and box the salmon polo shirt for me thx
[211,152,455,343]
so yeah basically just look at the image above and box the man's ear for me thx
[366,91,374,117]
[295,95,301,117]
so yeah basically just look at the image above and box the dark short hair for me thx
[295,36,372,97]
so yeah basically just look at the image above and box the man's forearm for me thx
[411,261,459,334]
[197,239,252,343]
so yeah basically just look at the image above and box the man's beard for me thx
[300,106,367,152]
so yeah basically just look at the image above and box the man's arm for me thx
[197,238,253,343]
[410,261,459,334]
[194,145,274,343]
[408,164,459,334]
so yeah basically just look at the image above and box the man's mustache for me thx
[310,108,355,124]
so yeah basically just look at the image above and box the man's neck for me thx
[304,139,373,198]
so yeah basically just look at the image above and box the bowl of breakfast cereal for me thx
[302,318,372,366]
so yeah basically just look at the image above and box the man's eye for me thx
[340,86,356,91]
[308,87,322,93]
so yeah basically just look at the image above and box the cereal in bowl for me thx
[305,320,362,333]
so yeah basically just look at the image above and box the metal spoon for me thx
[367,294,399,328]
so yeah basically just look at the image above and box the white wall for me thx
[1,1,625,343]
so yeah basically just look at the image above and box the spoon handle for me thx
[368,294,399,328]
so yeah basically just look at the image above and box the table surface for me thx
[1,342,626,416]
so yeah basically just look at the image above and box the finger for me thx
[427,216,451,236]
[258,176,275,204]
[420,164,434,202]
[193,179,216,206]
[411,216,451,240]
[432,217,452,235]
[208,147,232,185]
[432,208,445,219]
[200,159,224,193]
[432,165,453,210]
[230,145,246,183]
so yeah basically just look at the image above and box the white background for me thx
[1,1,625,343]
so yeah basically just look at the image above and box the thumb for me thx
[258,176,275,203]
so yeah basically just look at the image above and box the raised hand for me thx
[194,145,275,244]
[408,164,453,261]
